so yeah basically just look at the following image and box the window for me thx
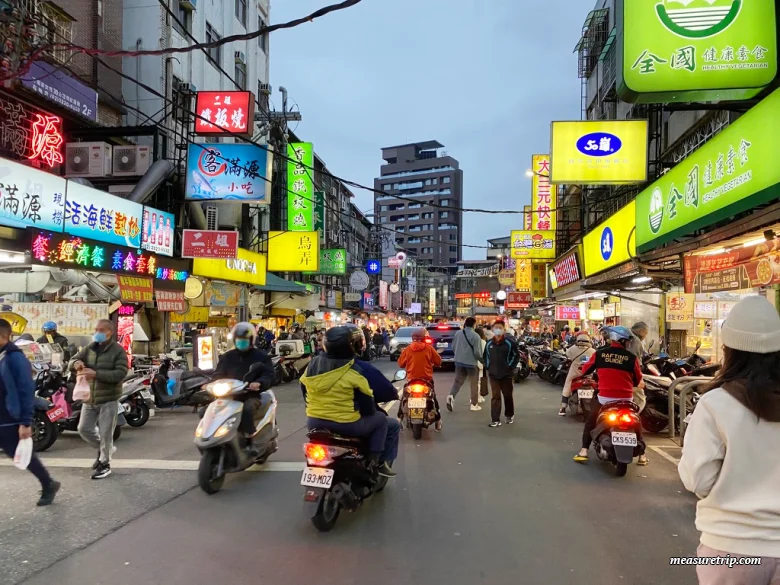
[395,238,405,244]
[379,205,388,212]
[173,4,192,35]
[440,199,450,207]
[235,0,247,26]
[390,214,404,222]
[443,176,451,184]
[395,226,405,232]
[432,177,438,185]
[39,3,74,64]
[449,246,457,252]
[449,234,456,240]
[235,58,247,90]
[422,212,433,219]
[258,15,268,52]
[440,211,449,219]
[383,184,392,191]
[450,258,457,264]
[379,216,388,224]
[206,23,222,67]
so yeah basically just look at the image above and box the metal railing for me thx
[678,380,712,447]
[665,376,712,440]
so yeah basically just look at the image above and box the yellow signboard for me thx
[170,306,209,323]
[0,312,28,335]
[582,200,637,277]
[550,120,648,185]
[193,247,267,286]
[268,231,320,272]
[515,259,531,291]
[530,155,555,232]
[523,205,532,230]
[510,230,556,260]
[531,262,548,300]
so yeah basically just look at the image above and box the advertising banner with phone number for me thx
[683,238,780,294]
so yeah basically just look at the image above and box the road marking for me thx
[0,459,305,472]
[648,446,681,466]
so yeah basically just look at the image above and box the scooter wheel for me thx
[311,491,341,532]
[198,450,225,494]
[125,403,150,428]
[32,413,57,453]
[615,462,628,477]
[412,423,423,440]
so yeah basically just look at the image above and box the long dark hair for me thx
[706,346,780,422]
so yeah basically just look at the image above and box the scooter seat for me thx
[307,428,364,445]
[600,400,640,413]
[180,369,211,381]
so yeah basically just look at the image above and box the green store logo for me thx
[656,0,742,39]
[649,187,664,234]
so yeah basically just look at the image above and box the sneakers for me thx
[478,396,485,404]
[558,407,567,416]
[377,462,397,478]
[470,404,482,411]
[488,421,501,428]
[92,462,111,480]
[506,416,514,425]
[37,480,61,506]
[446,395,454,412]
[92,452,100,470]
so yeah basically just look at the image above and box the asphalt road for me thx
[0,359,700,585]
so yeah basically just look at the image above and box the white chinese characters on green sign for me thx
[287,143,314,231]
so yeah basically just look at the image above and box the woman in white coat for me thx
[558,333,596,416]
[678,296,780,585]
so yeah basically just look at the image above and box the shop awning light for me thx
[742,237,767,248]
[702,248,726,256]
[632,276,652,284]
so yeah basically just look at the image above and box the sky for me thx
[270,0,589,260]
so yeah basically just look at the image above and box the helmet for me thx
[411,328,427,342]
[343,324,366,354]
[324,326,358,358]
[604,326,632,343]
[42,321,57,332]
[231,322,256,342]
[575,333,591,347]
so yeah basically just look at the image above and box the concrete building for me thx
[374,140,463,268]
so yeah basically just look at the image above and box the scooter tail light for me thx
[142,379,151,386]
[303,443,350,467]
[408,383,429,395]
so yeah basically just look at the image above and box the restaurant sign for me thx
[510,230,556,260]
[683,238,780,293]
[456,263,499,278]
[117,276,154,303]
[549,248,582,289]
[64,183,143,249]
[555,305,580,320]
[184,143,272,202]
[0,157,66,232]
[506,292,532,310]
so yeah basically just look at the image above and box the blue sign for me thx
[20,61,98,121]
[64,183,143,248]
[576,133,622,157]
[0,157,66,232]
[600,227,614,262]
[184,143,272,202]
[366,259,381,275]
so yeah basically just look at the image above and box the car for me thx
[388,326,419,361]
[426,324,461,368]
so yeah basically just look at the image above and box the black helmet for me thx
[343,324,366,354]
[324,326,358,358]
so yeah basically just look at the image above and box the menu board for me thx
[684,239,780,294]
[11,303,108,336]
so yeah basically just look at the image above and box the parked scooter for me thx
[513,345,531,382]
[152,358,211,409]
[397,370,440,439]
[276,345,312,383]
[589,400,645,477]
[194,364,279,494]
[119,373,156,427]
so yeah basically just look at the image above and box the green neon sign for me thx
[287,142,314,231]
[618,0,777,103]
[304,248,347,275]
[636,87,780,252]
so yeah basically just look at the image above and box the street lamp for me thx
[525,169,550,178]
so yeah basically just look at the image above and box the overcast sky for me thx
[270,0,588,260]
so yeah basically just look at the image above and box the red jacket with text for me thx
[580,341,642,401]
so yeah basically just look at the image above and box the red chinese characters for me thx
[194,91,255,137]
[552,252,581,288]
[28,113,63,168]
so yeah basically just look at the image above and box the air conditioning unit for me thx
[180,0,197,11]
[205,206,219,231]
[113,145,151,177]
[108,184,135,197]
[65,142,112,177]
[234,51,246,64]
[174,80,196,93]
[257,83,272,96]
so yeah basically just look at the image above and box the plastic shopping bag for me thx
[72,375,91,402]
[13,437,33,470]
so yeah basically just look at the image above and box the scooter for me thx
[568,373,597,419]
[397,370,440,439]
[513,346,531,382]
[194,365,279,494]
[119,373,156,427]
[152,358,211,409]
[590,400,645,477]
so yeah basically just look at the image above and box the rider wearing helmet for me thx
[574,326,647,464]
[37,322,69,351]
[212,322,275,436]
[397,328,441,382]
[558,332,596,416]
[300,326,395,477]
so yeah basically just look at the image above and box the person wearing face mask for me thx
[484,321,521,428]
[70,319,128,480]
[212,322,276,440]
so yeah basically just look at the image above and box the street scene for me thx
[1,0,780,584]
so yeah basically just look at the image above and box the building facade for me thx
[373,140,463,268]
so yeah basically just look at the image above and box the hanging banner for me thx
[155,290,186,313]
[515,259,532,291]
[666,292,695,322]
[182,229,239,259]
[117,276,154,303]
[510,230,556,260]
[684,238,780,294]
[184,143,272,202]
[21,61,98,121]
[379,280,388,309]
[267,231,319,272]
[287,142,314,231]
[429,287,437,314]
[531,154,555,232]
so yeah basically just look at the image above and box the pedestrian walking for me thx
[0,319,60,506]
[679,296,780,585]
[475,326,488,405]
[70,319,129,479]
[446,317,484,412]
[484,321,520,428]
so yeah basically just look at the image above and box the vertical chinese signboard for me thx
[618,0,777,104]
[379,280,388,309]
[0,92,63,169]
[313,191,326,240]
[523,205,532,230]
[287,143,314,231]
[515,259,532,291]
[531,154,555,232]
[531,262,548,300]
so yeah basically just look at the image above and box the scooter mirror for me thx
[393,369,407,381]
[648,339,655,350]
[695,340,702,351]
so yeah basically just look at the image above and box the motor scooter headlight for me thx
[214,416,238,438]
[210,382,232,397]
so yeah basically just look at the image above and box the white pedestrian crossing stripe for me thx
[0,458,305,472]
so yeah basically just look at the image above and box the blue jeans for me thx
[307,411,388,455]
[384,416,401,462]
[0,425,52,487]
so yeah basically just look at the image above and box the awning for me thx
[256,273,308,293]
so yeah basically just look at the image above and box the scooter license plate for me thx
[46,406,65,423]
[140,390,153,400]
[408,397,427,409]
[301,467,334,488]
[409,408,425,421]
[578,389,594,400]
[611,431,638,447]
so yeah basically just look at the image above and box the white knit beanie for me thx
[721,296,780,354]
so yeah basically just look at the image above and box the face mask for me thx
[235,339,251,351]
[493,329,504,337]
[93,332,107,344]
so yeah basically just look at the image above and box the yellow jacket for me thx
[301,357,373,423]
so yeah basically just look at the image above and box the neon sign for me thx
[30,230,190,288]
[28,113,63,168]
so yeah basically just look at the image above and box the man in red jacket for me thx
[574,326,648,465]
